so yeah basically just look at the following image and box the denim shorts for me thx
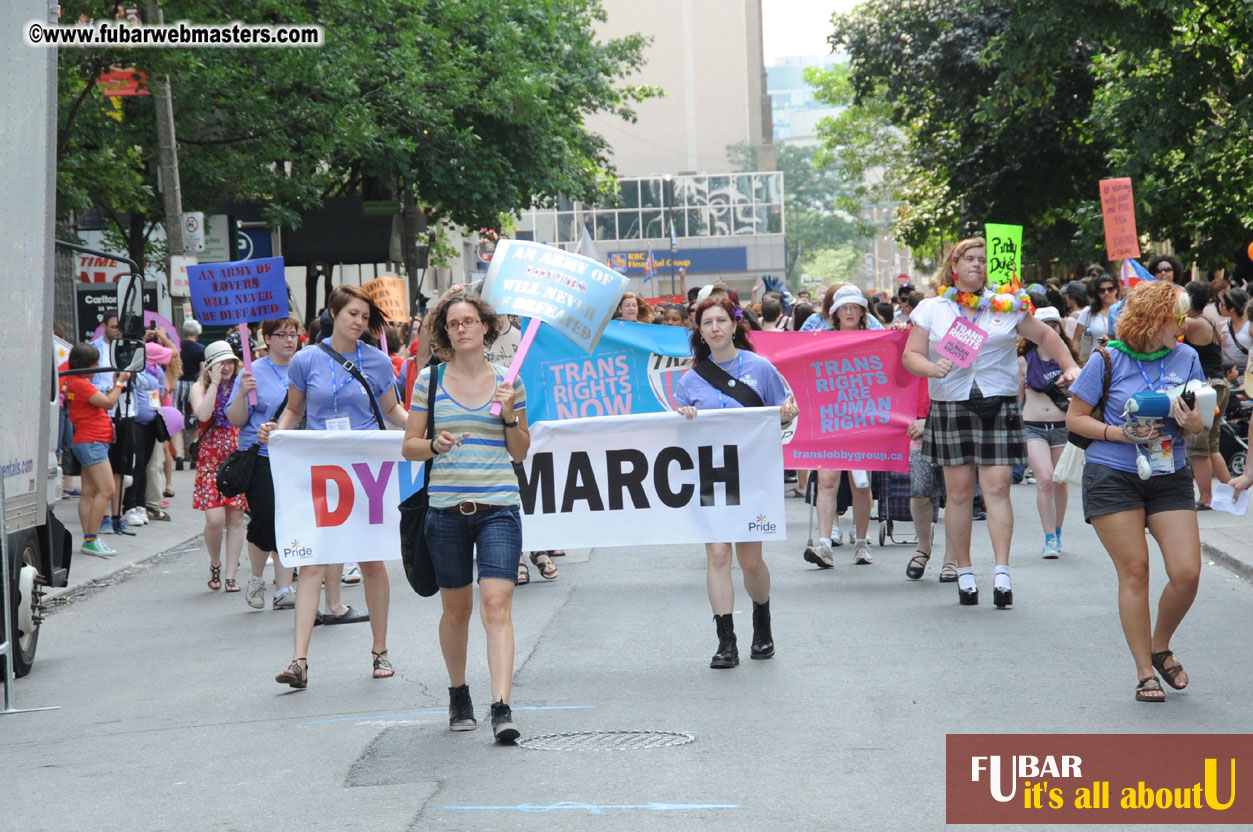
[424,504,522,588]
[1024,420,1068,448]
[72,441,110,468]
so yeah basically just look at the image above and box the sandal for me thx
[1151,650,1188,690]
[938,562,958,583]
[551,549,566,557]
[905,550,930,580]
[163,489,175,498]
[372,651,394,679]
[1135,675,1165,702]
[517,561,530,585]
[224,578,240,592]
[785,488,805,498]
[276,658,307,689]
[530,551,559,580]
[147,507,171,521]
[208,565,222,591]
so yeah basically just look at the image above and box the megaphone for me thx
[1122,380,1217,480]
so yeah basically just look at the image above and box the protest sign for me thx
[481,239,629,353]
[936,318,989,368]
[985,223,1023,286]
[362,275,408,324]
[751,331,916,472]
[1099,178,1141,260]
[268,408,785,563]
[187,256,287,325]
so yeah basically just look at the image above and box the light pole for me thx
[663,175,677,297]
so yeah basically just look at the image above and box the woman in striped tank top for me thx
[402,292,530,744]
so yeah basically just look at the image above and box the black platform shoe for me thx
[993,587,1013,608]
[958,586,979,605]
[710,614,739,668]
[750,601,774,660]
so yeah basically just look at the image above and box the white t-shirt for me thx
[1076,307,1113,342]
[910,297,1027,400]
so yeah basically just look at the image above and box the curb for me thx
[1202,541,1253,583]
[48,533,203,605]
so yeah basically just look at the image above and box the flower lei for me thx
[941,284,1035,314]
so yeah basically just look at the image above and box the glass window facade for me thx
[519,171,785,243]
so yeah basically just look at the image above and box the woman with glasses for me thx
[904,238,1080,608]
[227,316,302,610]
[1074,274,1120,363]
[261,286,410,688]
[401,292,530,743]
[1065,281,1204,702]
[1146,255,1187,288]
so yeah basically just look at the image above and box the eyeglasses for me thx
[445,319,482,331]
[1154,265,1175,275]
[270,332,300,339]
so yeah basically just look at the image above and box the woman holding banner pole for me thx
[802,285,876,568]
[903,238,1079,608]
[676,296,798,669]
[261,286,410,688]
[401,291,530,743]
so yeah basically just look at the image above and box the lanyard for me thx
[326,344,363,414]
[1134,357,1167,392]
[255,358,289,411]
[956,305,982,327]
[715,352,744,409]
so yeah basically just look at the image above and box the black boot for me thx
[710,614,739,668]
[750,600,774,659]
[448,684,476,732]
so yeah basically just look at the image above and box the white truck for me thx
[1,0,75,677]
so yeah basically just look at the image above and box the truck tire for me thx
[3,530,41,678]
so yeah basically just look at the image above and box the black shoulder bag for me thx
[1066,347,1112,450]
[399,362,440,597]
[217,390,289,498]
[692,358,765,408]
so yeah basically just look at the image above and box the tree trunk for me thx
[128,213,147,275]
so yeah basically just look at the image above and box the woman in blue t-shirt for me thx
[676,296,797,670]
[227,315,302,611]
[1066,280,1205,703]
[261,286,410,689]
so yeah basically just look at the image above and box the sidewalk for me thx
[50,465,204,600]
[1197,502,1253,582]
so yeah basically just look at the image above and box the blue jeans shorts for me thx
[72,441,110,468]
[424,504,522,589]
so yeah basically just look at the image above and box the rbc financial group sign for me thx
[609,247,747,276]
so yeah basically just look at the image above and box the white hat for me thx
[830,285,868,310]
[204,340,238,369]
[696,281,728,303]
[1034,306,1062,324]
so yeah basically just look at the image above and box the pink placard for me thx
[936,318,988,368]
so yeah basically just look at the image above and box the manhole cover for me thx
[517,730,695,751]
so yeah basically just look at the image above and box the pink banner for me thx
[752,330,917,472]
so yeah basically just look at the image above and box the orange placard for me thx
[362,276,408,324]
[1099,177,1141,260]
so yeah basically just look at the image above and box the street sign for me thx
[182,212,205,252]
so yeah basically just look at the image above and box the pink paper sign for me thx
[937,318,988,368]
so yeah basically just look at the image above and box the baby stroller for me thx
[1219,418,1248,477]
[875,470,938,547]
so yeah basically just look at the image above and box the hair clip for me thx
[733,307,743,320]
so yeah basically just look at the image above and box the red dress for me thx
[192,388,249,512]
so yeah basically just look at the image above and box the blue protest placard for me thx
[481,240,629,352]
[187,256,288,325]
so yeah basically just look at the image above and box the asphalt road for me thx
[3,478,1250,831]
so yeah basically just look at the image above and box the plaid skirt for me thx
[921,397,1027,468]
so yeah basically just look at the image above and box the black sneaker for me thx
[449,684,476,732]
[490,700,520,744]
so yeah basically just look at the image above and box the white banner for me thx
[268,409,786,566]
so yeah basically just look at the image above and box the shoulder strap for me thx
[1229,320,1249,355]
[692,357,765,408]
[1091,347,1113,423]
[422,362,439,490]
[316,341,386,430]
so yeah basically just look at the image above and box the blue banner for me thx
[188,256,288,325]
[609,246,747,275]
[519,320,691,423]
[482,240,629,352]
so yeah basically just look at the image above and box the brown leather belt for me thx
[455,501,498,515]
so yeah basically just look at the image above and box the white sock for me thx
[957,566,976,592]
[994,565,1011,591]
[819,537,832,548]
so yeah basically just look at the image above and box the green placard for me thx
[985,223,1023,287]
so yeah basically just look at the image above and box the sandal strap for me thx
[1137,676,1162,691]
[1152,651,1184,681]
[908,552,930,565]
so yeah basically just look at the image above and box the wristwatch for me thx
[503,418,520,428]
